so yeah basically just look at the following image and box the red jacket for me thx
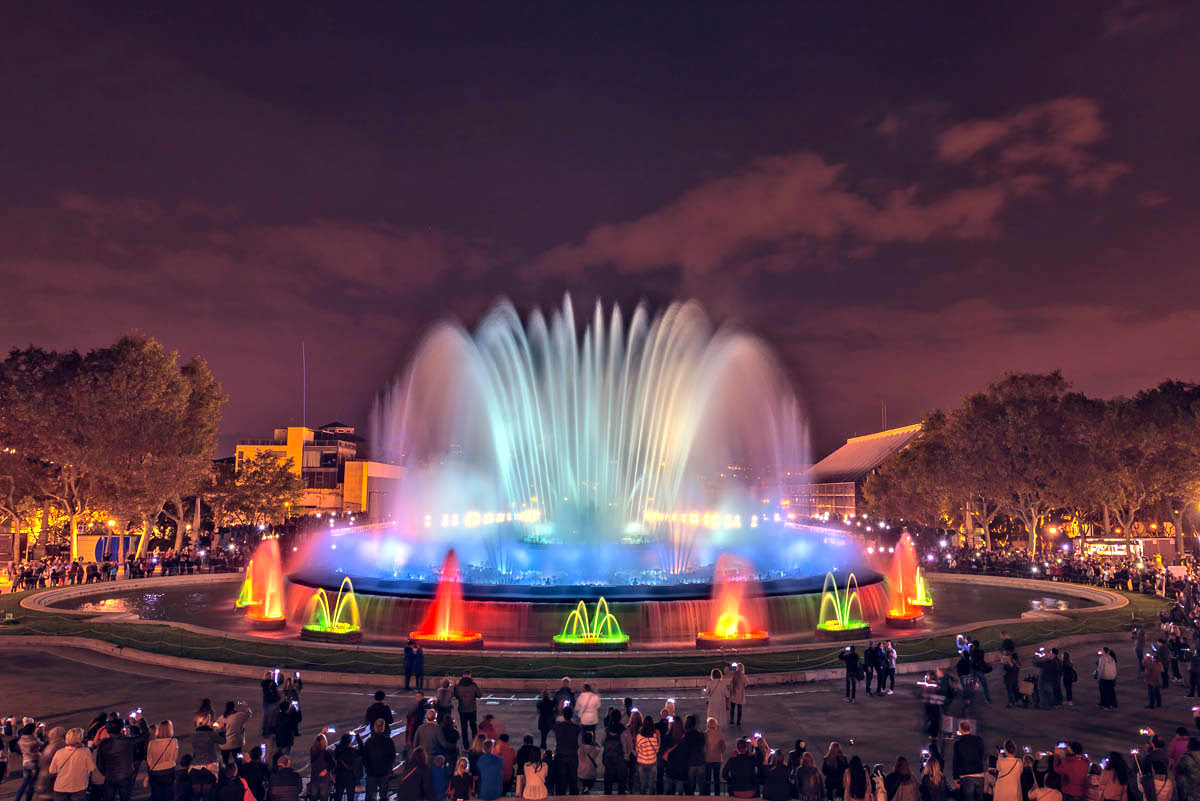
[1053,755,1090,798]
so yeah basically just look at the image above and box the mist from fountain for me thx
[358,295,808,583]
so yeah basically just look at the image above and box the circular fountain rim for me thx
[286,568,887,603]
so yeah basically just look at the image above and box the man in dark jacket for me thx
[552,710,581,795]
[863,643,878,697]
[453,671,481,749]
[364,691,393,728]
[332,734,362,801]
[360,719,397,801]
[683,715,706,795]
[403,641,416,691]
[266,755,302,801]
[238,746,268,801]
[721,738,758,797]
[951,721,986,801]
[97,720,136,801]
[837,646,860,702]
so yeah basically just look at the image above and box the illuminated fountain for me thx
[301,577,362,643]
[409,550,483,648]
[696,555,769,648]
[245,539,287,630]
[282,297,889,647]
[234,559,255,610]
[815,572,871,641]
[908,566,933,610]
[552,597,630,650]
[885,531,925,628]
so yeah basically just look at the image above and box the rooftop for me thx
[807,423,921,484]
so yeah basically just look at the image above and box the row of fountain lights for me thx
[419,508,799,530]
[233,536,936,649]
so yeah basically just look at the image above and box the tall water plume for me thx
[368,295,808,581]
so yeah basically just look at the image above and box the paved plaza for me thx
[4,634,1196,776]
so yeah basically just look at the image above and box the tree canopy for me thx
[865,372,1200,553]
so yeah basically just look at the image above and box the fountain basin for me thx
[696,630,770,649]
[301,626,363,644]
[885,611,924,628]
[409,631,484,649]
[552,634,631,651]
[248,615,288,631]
[814,621,871,642]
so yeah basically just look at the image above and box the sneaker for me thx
[886,689,894,695]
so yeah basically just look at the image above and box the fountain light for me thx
[301,577,362,643]
[244,539,287,630]
[696,555,769,648]
[815,571,871,640]
[552,597,630,650]
[409,550,483,648]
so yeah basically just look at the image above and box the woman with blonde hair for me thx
[704,670,726,731]
[450,756,474,801]
[308,733,334,801]
[146,721,179,801]
[48,728,99,801]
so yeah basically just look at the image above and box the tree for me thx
[958,372,1078,553]
[1133,381,1200,555]
[228,452,303,527]
[0,338,224,559]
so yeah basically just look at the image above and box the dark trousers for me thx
[364,775,388,801]
[864,667,875,693]
[1189,673,1200,696]
[404,669,413,690]
[149,771,175,801]
[845,675,857,699]
[686,765,704,795]
[460,711,477,748]
[728,702,742,725]
[603,763,627,795]
[103,779,133,801]
[554,754,579,795]
[704,762,721,795]
[333,781,354,801]
[1148,684,1163,708]
[1099,679,1118,708]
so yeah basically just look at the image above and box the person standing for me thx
[702,718,725,796]
[365,691,394,729]
[217,701,251,766]
[882,641,898,694]
[454,671,482,750]
[1060,652,1078,707]
[48,728,101,801]
[413,644,426,691]
[575,684,601,736]
[551,710,580,796]
[1002,649,1022,707]
[704,670,726,725]
[863,643,877,697]
[838,647,860,703]
[1096,647,1119,710]
[97,720,136,801]
[359,719,396,801]
[993,740,1023,801]
[728,664,747,725]
[1146,653,1165,708]
[968,640,993,705]
[403,640,416,692]
[535,692,556,751]
[951,721,985,801]
[145,722,179,801]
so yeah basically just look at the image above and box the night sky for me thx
[3,1,1198,457]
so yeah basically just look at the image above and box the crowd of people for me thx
[4,548,248,591]
[8,653,1200,801]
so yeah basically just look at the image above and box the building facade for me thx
[235,422,405,517]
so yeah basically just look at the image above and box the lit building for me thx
[803,423,921,518]
[235,422,405,517]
